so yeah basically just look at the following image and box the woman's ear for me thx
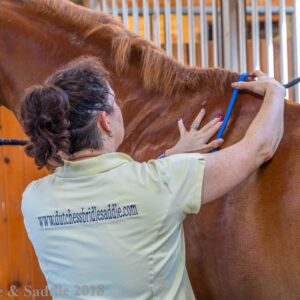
[97,111,112,134]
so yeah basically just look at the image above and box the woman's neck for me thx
[68,149,102,161]
[61,148,110,161]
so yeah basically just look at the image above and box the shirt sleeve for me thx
[21,181,38,244]
[146,152,206,218]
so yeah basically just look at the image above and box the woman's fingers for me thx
[177,117,186,136]
[231,80,254,90]
[190,108,206,131]
[204,120,223,139]
[199,116,221,133]
[232,69,266,90]
[231,70,278,96]
[250,70,266,78]
[200,138,224,153]
[233,69,269,90]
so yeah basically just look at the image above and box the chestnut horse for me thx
[0,1,299,299]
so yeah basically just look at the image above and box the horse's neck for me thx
[0,2,232,117]
[125,90,299,161]
[0,11,66,113]
[0,5,140,117]
[1,2,298,151]
[119,88,258,160]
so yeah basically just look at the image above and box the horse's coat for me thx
[0,1,299,299]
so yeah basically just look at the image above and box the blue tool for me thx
[211,72,250,152]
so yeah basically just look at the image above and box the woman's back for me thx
[22,152,205,299]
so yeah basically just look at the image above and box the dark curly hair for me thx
[20,55,114,170]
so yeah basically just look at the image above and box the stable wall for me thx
[0,107,50,300]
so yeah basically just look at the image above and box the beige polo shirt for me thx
[21,152,206,300]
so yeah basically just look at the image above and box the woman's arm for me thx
[166,71,286,205]
[201,72,285,204]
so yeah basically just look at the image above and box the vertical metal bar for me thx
[187,0,195,66]
[238,0,247,72]
[279,0,289,98]
[88,0,96,9]
[265,0,274,76]
[252,0,260,70]
[91,0,101,11]
[176,0,184,63]
[132,0,139,33]
[143,0,150,40]
[212,0,219,67]
[96,0,102,11]
[223,0,238,71]
[164,0,172,56]
[217,0,223,67]
[122,0,129,28]
[293,0,300,102]
[222,1,231,69]
[232,0,238,72]
[200,0,208,67]
[153,0,160,46]
[112,0,118,18]
[102,0,108,13]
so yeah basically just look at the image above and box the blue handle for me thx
[211,72,250,152]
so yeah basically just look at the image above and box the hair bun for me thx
[21,84,71,169]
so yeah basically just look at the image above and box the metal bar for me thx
[246,6,294,15]
[217,0,223,67]
[95,0,101,11]
[102,0,108,13]
[222,1,231,69]
[279,0,289,98]
[230,0,239,72]
[187,0,195,66]
[112,0,118,18]
[251,0,260,70]
[132,0,139,33]
[153,0,160,46]
[122,0,129,28]
[0,139,28,146]
[176,0,184,63]
[143,0,150,40]
[238,0,247,72]
[88,0,96,9]
[164,0,172,56]
[100,6,296,17]
[265,0,274,76]
[212,0,218,67]
[200,0,208,67]
[293,0,300,102]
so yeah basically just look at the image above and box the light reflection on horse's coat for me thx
[0,1,299,299]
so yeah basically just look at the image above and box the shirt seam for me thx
[148,158,175,299]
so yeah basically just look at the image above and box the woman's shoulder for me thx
[23,173,55,199]
[22,174,56,217]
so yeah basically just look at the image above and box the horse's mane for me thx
[7,0,237,97]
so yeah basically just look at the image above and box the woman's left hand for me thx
[165,108,224,156]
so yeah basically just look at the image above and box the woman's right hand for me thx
[231,70,285,97]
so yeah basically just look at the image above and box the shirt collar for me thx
[54,152,134,178]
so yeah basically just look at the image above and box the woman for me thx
[21,56,285,300]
